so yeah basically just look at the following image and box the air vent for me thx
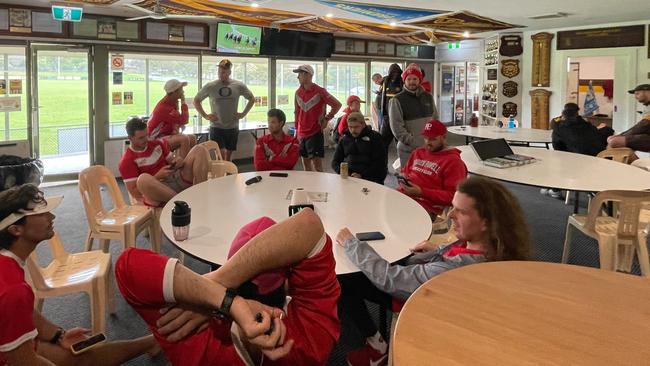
[528,12,569,20]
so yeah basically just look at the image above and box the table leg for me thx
[573,191,580,214]
[466,136,469,145]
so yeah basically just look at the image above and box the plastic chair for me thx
[79,165,159,253]
[200,140,223,161]
[210,160,239,178]
[431,207,451,234]
[596,147,635,164]
[562,190,650,276]
[26,232,114,334]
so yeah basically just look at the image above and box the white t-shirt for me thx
[195,79,254,129]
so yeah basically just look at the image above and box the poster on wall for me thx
[0,96,20,112]
[112,92,122,105]
[9,80,22,94]
[277,95,289,105]
[168,25,184,42]
[261,96,268,107]
[0,80,5,94]
[98,19,117,39]
[123,91,133,105]
[113,72,123,85]
[254,96,261,107]
[9,8,31,33]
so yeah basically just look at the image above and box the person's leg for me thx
[188,134,197,148]
[223,149,233,161]
[313,157,323,172]
[136,173,177,206]
[302,157,313,171]
[222,128,239,162]
[36,335,157,366]
[180,145,209,184]
[313,132,325,172]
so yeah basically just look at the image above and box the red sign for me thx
[111,55,124,70]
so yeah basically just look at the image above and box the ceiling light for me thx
[462,31,470,38]
[326,13,333,18]
[251,2,260,7]
[528,12,568,20]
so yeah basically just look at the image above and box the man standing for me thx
[398,120,467,217]
[389,64,439,167]
[376,64,403,156]
[148,79,196,158]
[607,84,650,152]
[194,59,255,161]
[254,108,300,171]
[293,64,342,172]
[331,112,387,185]
[119,117,208,207]
[0,184,157,365]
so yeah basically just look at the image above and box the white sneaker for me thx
[540,188,549,195]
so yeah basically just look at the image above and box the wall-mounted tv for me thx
[217,23,262,55]
[261,29,333,58]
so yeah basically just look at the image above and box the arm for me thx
[551,128,568,152]
[238,87,255,119]
[337,115,348,136]
[620,118,650,137]
[253,139,274,171]
[324,94,342,123]
[4,342,56,366]
[331,142,344,174]
[418,159,467,206]
[270,141,300,170]
[32,310,62,343]
[388,98,413,146]
[340,235,456,300]
[177,103,190,127]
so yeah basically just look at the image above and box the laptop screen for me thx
[470,138,514,160]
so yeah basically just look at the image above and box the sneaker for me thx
[346,342,388,366]
[549,189,562,199]
[539,188,549,195]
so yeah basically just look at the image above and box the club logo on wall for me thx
[499,35,523,56]
[502,102,518,117]
[502,81,518,98]
[501,59,520,78]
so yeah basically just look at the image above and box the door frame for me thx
[30,44,94,180]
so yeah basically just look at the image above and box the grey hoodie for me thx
[344,237,486,301]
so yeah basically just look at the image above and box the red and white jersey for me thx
[0,251,38,365]
[148,96,189,140]
[118,140,172,182]
[294,84,336,139]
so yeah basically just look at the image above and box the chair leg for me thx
[100,239,111,253]
[616,245,635,273]
[597,235,617,272]
[107,267,116,314]
[561,222,575,263]
[85,232,94,251]
[149,218,162,253]
[89,283,107,334]
[635,235,650,277]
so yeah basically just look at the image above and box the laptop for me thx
[469,138,536,168]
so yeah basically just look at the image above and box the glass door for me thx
[326,61,367,117]
[0,46,28,144]
[439,63,455,123]
[32,46,92,175]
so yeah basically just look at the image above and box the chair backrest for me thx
[25,232,70,291]
[585,190,650,238]
[429,230,458,249]
[210,161,238,178]
[597,148,634,164]
[79,165,127,231]
[200,141,223,161]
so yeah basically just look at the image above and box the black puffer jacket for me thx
[551,115,614,156]
[332,126,387,185]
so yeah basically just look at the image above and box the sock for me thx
[367,332,387,354]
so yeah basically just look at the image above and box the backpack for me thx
[330,116,343,144]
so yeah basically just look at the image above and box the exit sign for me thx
[448,42,461,49]
[51,6,83,22]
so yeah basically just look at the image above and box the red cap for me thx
[421,119,447,138]
[402,65,423,82]
[346,95,365,105]
[228,217,286,295]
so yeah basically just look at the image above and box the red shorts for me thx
[115,248,244,366]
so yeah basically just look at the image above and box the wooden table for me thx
[393,261,650,366]
[448,126,552,148]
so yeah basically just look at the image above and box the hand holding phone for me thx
[70,333,107,355]
[396,174,412,187]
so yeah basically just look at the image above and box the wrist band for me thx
[49,328,64,344]
[219,288,237,317]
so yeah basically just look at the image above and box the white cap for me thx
[292,65,314,76]
[164,79,187,94]
[0,195,63,231]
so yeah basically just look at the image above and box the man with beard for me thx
[607,84,650,153]
[389,64,439,167]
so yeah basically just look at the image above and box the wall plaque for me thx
[557,25,645,50]
[529,89,552,130]
[531,32,553,87]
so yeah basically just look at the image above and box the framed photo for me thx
[168,24,184,42]
[9,8,31,33]
[98,19,116,39]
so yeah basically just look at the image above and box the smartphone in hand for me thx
[395,174,412,187]
[70,333,107,355]
[356,231,386,241]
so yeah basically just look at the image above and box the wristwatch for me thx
[49,327,65,344]
[217,288,237,318]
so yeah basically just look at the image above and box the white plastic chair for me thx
[26,232,114,334]
[210,160,239,178]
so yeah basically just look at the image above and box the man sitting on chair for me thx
[115,208,340,366]
[119,117,208,207]
[0,184,158,366]
[147,79,197,158]
[254,108,300,171]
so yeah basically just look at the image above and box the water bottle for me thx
[171,201,191,241]
[508,115,516,129]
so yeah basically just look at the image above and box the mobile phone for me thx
[269,172,289,177]
[356,231,385,241]
[395,174,412,187]
[70,333,107,355]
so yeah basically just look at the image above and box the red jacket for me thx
[399,147,467,214]
[147,96,189,140]
[254,133,300,171]
[421,80,432,93]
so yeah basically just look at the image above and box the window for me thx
[326,61,366,116]
[109,53,199,137]
[0,46,27,142]
[275,60,324,122]
[201,56,268,124]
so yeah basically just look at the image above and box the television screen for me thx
[217,23,261,55]
[261,29,333,58]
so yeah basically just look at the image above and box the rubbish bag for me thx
[0,155,44,192]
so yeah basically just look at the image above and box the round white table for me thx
[160,171,432,274]
[458,145,650,192]
[448,126,551,147]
